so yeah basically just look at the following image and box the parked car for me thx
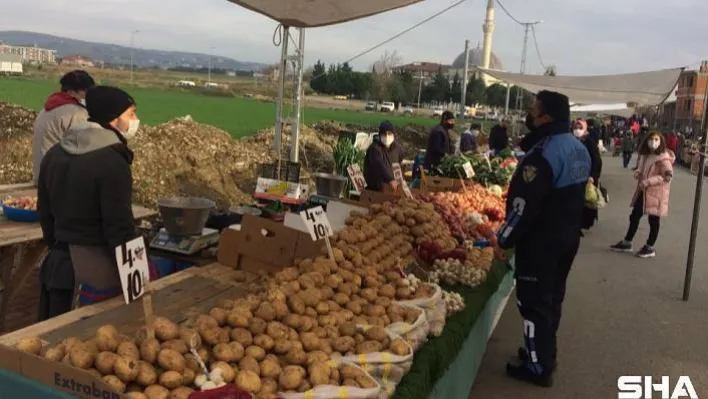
[365,101,377,111]
[432,106,444,117]
[402,105,414,114]
[380,101,395,112]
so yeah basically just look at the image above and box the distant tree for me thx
[450,72,462,104]
[465,73,486,105]
[309,60,327,92]
[544,65,557,76]
[483,83,508,108]
[511,85,534,109]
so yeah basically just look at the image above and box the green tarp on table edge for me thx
[392,258,513,399]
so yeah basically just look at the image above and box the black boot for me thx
[517,347,558,371]
[506,361,554,387]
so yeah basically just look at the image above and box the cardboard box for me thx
[254,177,308,200]
[421,175,464,193]
[0,345,121,399]
[217,214,324,273]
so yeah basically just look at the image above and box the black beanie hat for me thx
[441,110,455,122]
[86,86,136,124]
[60,70,95,92]
[535,90,570,123]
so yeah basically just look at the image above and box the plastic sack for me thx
[340,328,414,399]
[278,360,381,399]
[384,304,429,351]
[585,181,599,205]
[188,385,252,399]
[396,283,447,337]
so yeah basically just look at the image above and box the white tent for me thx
[570,103,634,118]
[476,66,683,106]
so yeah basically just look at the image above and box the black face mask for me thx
[443,122,455,130]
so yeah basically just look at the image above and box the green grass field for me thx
[0,77,440,138]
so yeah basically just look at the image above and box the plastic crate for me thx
[257,161,301,183]
[2,205,39,222]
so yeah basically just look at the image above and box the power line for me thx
[495,0,522,25]
[309,0,469,82]
[531,25,546,69]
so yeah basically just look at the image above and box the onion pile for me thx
[442,291,464,314]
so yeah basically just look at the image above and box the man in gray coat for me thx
[32,70,95,184]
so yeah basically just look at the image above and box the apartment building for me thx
[0,42,57,64]
[674,60,708,132]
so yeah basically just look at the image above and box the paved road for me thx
[469,154,708,398]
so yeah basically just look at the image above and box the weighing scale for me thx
[149,227,220,255]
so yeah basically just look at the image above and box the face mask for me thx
[648,139,660,150]
[122,119,140,139]
[383,135,394,147]
[443,121,455,129]
[470,129,480,137]
[573,129,584,138]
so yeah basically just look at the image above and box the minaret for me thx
[481,0,495,70]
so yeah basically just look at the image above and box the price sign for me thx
[392,163,404,182]
[462,161,475,179]
[300,206,333,241]
[347,164,367,193]
[401,183,413,198]
[115,236,150,304]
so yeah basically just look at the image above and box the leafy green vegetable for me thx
[333,139,365,192]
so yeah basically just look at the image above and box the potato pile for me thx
[463,246,495,272]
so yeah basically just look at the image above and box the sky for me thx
[0,0,705,75]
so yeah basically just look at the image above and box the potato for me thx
[356,341,382,354]
[363,326,387,342]
[259,357,282,379]
[95,351,119,375]
[245,345,266,361]
[308,361,332,386]
[389,338,410,356]
[159,370,183,389]
[169,386,194,399]
[86,368,102,379]
[43,345,65,362]
[117,341,141,360]
[140,338,161,364]
[144,384,170,399]
[61,337,82,352]
[338,322,357,337]
[183,354,201,373]
[331,336,356,353]
[210,343,234,362]
[247,334,272,352]
[297,317,314,333]
[230,327,253,346]
[273,339,291,355]
[238,355,260,375]
[179,327,202,349]
[136,361,158,386]
[157,349,185,372]
[254,302,276,322]
[160,339,188,355]
[124,393,148,399]
[236,370,262,393]
[102,375,126,393]
[211,361,236,383]
[195,314,219,330]
[114,356,140,382]
[279,365,305,390]
[284,348,307,366]
[154,317,180,341]
[246,317,267,336]
[299,332,321,352]
[265,321,288,340]
[15,337,42,355]
[342,378,359,388]
[70,344,96,369]
[260,377,278,395]
[226,310,252,328]
[356,374,377,389]
[95,325,120,352]
[340,364,363,380]
[209,307,228,326]
[182,368,196,386]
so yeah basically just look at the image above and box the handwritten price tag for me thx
[115,236,150,304]
[300,206,333,241]
[392,163,404,182]
[347,164,367,193]
[462,161,475,178]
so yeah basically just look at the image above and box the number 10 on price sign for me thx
[300,206,335,261]
[115,236,156,339]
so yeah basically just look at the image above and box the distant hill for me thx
[0,31,268,71]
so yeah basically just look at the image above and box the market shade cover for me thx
[570,103,634,118]
[476,67,683,106]
[226,0,423,27]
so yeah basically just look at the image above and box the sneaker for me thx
[636,245,656,258]
[517,347,558,371]
[506,361,554,387]
[610,240,633,253]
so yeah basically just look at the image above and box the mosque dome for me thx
[452,45,504,70]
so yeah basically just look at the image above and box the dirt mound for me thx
[0,103,34,183]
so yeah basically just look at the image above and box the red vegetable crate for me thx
[188,385,264,399]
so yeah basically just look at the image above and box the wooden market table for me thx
[0,184,157,333]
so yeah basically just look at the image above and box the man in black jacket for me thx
[424,110,455,170]
[489,118,510,155]
[38,86,139,308]
[363,121,400,192]
[496,90,591,387]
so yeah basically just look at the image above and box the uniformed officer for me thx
[496,90,591,387]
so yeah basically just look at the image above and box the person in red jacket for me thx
[665,132,678,164]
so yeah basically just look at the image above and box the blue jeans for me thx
[622,152,632,168]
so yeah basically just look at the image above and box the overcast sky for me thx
[0,0,705,75]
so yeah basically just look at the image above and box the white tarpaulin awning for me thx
[226,0,423,27]
[570,103,634,118]
[476,67,683,106]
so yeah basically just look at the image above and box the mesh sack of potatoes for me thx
[277,360,381,399]
[395,283,447,337]
[384,304,429,351]
[338,325,414,399]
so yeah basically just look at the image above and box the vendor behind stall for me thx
[38,86,140,313]
[363,121,402,192]
[424,110,455,170]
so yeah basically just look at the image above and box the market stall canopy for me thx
[570,103,634,118]
[476,67,683,106]
[226,0,423,27]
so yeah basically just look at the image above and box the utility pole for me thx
[417,64,423,109]
[291,28,306,163]
[513,21,541,135]
[130,30,140,85]
[460,40,470,119]
[208,46,215,84]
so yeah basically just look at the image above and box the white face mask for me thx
[383,135,394,147]
[122,119,140,139]
[573,129,584,137]
[470,129,480,137]
[79,99,86,106]
[648,139,660,150]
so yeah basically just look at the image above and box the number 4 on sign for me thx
[115,237,155,339]
[299,206,336,262]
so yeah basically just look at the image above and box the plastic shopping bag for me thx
[585,181,599,208]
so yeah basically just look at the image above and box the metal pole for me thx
[417,67,423,109]
[460,40,470,119]
[208,47,213,84]
[504,83,511,116]
[273,26,290,152]
[130,30,139,85]
[291,28,306,163]
[682,69,708,301]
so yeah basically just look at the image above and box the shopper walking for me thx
[573,119,603,231]
[497,90,590,387]
[38,86,140,307]
[489,118,510,156]
[610,132,674,258]
[621,131,635,168]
